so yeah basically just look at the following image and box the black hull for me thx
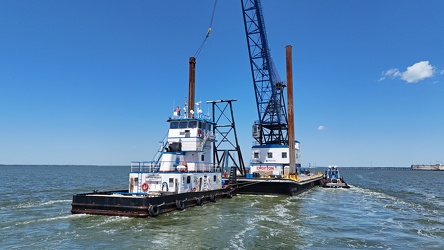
[71,188,235,218]
[231,176,322,196]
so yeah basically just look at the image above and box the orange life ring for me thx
[142,182,149,191]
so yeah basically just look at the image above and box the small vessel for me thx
[320,165,350,188]
[71,58,235,217]
[411,164,444,171]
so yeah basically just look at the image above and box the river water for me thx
[1,165,443,249]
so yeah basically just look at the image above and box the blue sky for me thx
[1,0,443,167]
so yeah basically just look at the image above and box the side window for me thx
[170,122,179,129]
[282,152,287,158]
[187,176,191,184]
[201,154,205,161]
[254,152,259,158]
[213,175,217,182]
[189,121,197,128]
[267,152,273,158]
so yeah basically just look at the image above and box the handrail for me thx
[130,161,221,173]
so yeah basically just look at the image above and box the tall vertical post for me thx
[188,57,196,118]
[286,45,296,174]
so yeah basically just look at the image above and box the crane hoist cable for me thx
[194,0,217,58]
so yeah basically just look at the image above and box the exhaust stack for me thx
[188,57,196,118]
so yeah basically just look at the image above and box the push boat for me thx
[71,58,236,218]
[320,165,350,188]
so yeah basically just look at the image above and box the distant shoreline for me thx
[1,164,411,170]
[0,164,130,167]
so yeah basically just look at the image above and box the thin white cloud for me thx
[380,68,401,81]
[317,125,326,131]
[380,61,435,83]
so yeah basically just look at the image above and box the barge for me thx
[227,142,323,196]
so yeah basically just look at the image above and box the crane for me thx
[241,0,288,146]
[241,0,300,175]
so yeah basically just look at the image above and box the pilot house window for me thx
[267,152,273,158]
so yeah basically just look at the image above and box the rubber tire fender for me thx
[195,197,203,206]
[176,200,185,210]
[210,194,216,202]
[148,205,160,217]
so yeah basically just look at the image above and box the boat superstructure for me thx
[129,105,221,196]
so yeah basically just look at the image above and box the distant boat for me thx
[411,164,444,171]
[320,165,350,188]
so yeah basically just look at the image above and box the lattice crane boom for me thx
[241,0,288,146]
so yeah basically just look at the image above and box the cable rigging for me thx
[194,0,218,58]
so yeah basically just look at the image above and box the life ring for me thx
[148,205,159,217]
[141,182,149,191]
[176,200,185,210]
[210,194,216,202]
[182,162,188,172]
[192,187,196,192]
[195,197,203,206]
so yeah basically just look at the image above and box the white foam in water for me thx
[10,199,71,210]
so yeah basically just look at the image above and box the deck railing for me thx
[130,161,221,173]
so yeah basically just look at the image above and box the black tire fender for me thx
[148,205,160,217]
[195,197,203,206]
[176,200,185,210]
